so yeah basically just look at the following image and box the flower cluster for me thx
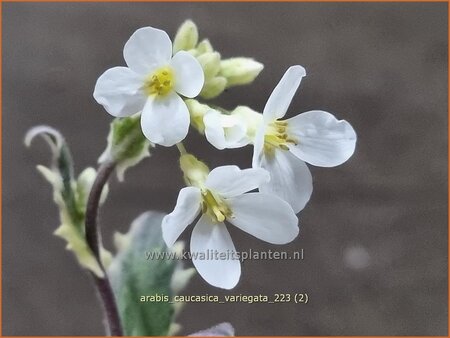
[94,21,357,289]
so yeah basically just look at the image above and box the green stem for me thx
[176,142,187,155]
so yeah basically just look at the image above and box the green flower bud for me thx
[197,51,221,79]
[185,99,211,133]
[196,39,214,55]
[179,153,209,188]
[200,76,227,99]
[173,20,199,53]
[220,57,264,87]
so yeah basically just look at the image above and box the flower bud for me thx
[197,51,221,79]
[200,76,227,99]
[179,153,209,188]
[196,39,214,55]
[220,57,264,87]
[173,20,199,53]
[185,99,211,133]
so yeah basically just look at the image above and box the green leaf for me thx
[108,211,194,336]
[99,114,152,181]
[25,125,111,278]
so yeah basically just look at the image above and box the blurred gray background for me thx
[3,2,448,336]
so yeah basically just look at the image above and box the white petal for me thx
[162,187,202,247]
[251,122,267,168]
[205,165,270,198]
[286,110,357,167]
[204,110,249,150]
[123,27,172,74]
[93,67,146,117]
[260,149,313,214]
[263,65,306,122]
[170,51,205,98]
[140,92,190,146]
[228,193,299,244]
[191,215,241,289]
[231,106,264,142]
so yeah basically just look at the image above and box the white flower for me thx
[94,27,205,147]
[162,165,299,289]
[203,106,263,150]
[252,65,357,213]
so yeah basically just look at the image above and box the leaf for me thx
[26,126,80,223]
[108,211,194,336]
[54,221,105,277]
[26,125,110,278]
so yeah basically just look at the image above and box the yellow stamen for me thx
[202,190,232,223]
[143,66,174,97]
[263,121,299,156]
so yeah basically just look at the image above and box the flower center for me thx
[144,66,174,97]
[264,121,298,156]
[201,189,232,223]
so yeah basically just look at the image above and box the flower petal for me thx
[93,67,146,117]
[140,92,190,146]
[263,65,306,122]
[227,192,299,244]
[191,215,241,289]
[259,149,313,214]
[170,51,205,98]
[162,187,202,247]
[123,27,172,74]
[204,110,249,150]
[286,110,357,167]
[251,122,267,168]
[206,165,270,198]
[231,106,264,143]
